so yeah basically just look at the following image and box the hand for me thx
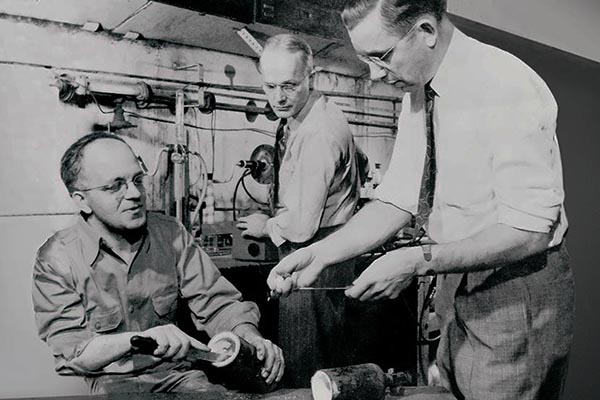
[236,213,270,239]
[234,325,284,384]
[139,324,209,361]
[345,247,420,301]
[267,246,326,296]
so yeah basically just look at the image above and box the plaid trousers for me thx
[436,242,575,400]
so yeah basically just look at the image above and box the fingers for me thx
[143,324,203,361]
[253,339,285,384]
[267,249,319,294]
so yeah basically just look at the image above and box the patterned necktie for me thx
[270,118,288,215]
[413,84,437,238]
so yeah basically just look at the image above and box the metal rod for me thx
[173,90,190,228]
[2,60,401,103]
[203,82,401,102]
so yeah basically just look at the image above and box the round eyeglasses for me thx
[77,173,147,196]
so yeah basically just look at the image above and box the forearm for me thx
[69,331,137,373]
[233,323,262,341]
[414,223,552,276]
[315,200,411,267]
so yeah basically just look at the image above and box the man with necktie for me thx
[267,1,575,399]
[236,34,364,387]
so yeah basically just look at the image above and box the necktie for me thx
[413,84,436,238]
[270,118,288,215]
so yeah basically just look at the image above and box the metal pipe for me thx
[173,90,190,228]
[3,59,402,102]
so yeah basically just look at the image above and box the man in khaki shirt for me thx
[33,132,284,393]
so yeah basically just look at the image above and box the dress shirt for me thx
[266,91,361,246]
[376,28,567,247]
[33,212,259,379]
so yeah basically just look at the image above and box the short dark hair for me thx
[60,132,128,193]
[342,0,447,35]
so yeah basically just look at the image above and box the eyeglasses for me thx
[77,173,147,196]
[262,73,310,96]
[356,23,417,70]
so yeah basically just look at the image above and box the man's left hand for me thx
[236,213,270,239]
[345,247,421,301]
[233,325,284,385]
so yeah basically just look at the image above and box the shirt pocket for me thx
[88,305,123,333]
[151,289,179,321]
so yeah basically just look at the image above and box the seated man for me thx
[32,132,284,394]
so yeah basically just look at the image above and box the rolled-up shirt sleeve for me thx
[490,84,563,233]
[176,224,260,337]
[375,93,422,214]
[265,133,338,245]
[32,253,96,376]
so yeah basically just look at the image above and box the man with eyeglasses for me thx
[236,34,365,387]
[32,132,284,393]
[268,1,574,399]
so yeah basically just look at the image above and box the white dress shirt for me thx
[376,28,567,247]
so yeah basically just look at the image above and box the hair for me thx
[260,33,314,75]
[341,0,447,35]
[60,132,128,193]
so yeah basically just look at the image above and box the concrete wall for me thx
[0,16,398,398]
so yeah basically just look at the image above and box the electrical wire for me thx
[88,90,115,114]
[125,111,275,137]
[232,169,252,221]
[189,151,209,230]
[148,148,169,177]
[241,173,269,206]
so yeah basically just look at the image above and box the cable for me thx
[188,151,209,229]
[418,276,441,343]
[241,173,269,206]
[148,148,169,177]
[88,90,115,114]
[125,111,275,137]
[232,169,251,221]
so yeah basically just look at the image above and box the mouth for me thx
[124,204,144,213]
[275,106,292,112]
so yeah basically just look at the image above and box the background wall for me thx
[451,15,600,400]
[0,16,397,398]
[450,0,600,63]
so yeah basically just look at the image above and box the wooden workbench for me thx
[22,387,454,400]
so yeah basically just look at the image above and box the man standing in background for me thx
[269,1,575,399]
[236,34,364,387]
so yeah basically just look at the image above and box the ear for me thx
[417,17,438,48]
[71,191,93,215]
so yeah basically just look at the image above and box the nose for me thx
[123,180,143,199]
[368,63,387,81]
[274,87,287,103]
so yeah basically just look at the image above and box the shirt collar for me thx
[430,27,469,97]
[287,90,321,132]
[75,214,151,266]
[75,215,103,266]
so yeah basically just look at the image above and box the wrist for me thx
[413,244,436,276]
[232,323,261,342]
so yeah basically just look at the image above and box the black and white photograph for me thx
[0,1,598,399]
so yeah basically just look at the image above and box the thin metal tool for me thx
[268,286,352,301]
[296,286,352,291]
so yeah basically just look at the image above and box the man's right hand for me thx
[138,324,210,361]
[267,246,327,296]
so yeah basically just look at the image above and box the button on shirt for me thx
[266,92,361,246]
[375,28,567,246]
[32,212,259,377]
